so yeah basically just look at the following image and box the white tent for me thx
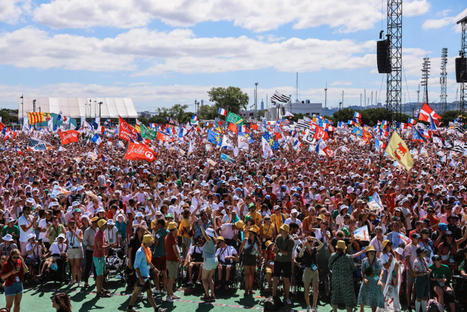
[18,97,138,120]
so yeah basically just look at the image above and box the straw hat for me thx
[235,220,245,230]
[265,240,274,248]
[365,245,376,253]
[167,222,178,231]
[280,224,290,233]
[97,219,107,228]
[336,240,347,251]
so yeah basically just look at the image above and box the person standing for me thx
[127,234,166,312]
[238,226,261,296]
[83,217,98,288]
[66,219,83,286]
[93,219,110,297]
[18,206,37,256]
[164,222,181,302]
[199,226,218,302]
[152,219,168,294]
[0,249,28,312]
[272,224,294,305]
[300,236,324,312]
[413,248,430,312]
[329,240,356,312]
[357,246,385,312]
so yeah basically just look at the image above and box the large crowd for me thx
[0,116,466,312]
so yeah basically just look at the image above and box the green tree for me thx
[441,110,466,124]
[208,87,249,114]
[332,108,355,122]
[198,104,218,120]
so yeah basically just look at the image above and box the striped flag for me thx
[218,107,227,116]
[27,112,49,125]
[271,91,291,103]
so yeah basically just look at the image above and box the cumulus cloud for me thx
[0,0,31,24]
[422,8,467,30]
[33,0,427,33]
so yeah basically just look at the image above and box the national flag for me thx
[375,137,386,152]
[353,112,362,123]
[156,131,173,142]
[418,103,441,125]
[91,133,102,144]
[141,123,157,141]
[220,153,234,163]
[207,130,222,146]
[412,127,427,142]
[385,131,414,171]
[15,147,23,156]
[353,225,370,241]
[59,130,80,145]
[238,133,249,151]
[4,128,17,140]
[250,123,259,131]
[27,112,49,125]
[261,136,274,158]
[191,114,199,124]
[408,118,417,125]
[118,117,138,142]
[227,122,238,134]
[352,126,363,136]
[262,132,279,150]
[428,116,438,130]
[124,142,156,162]
[368,192,384,211]
[363,128,373,141]
[218,108,227,116]
[313,126,329,140]
[315,139,332,157]
[221,135,234,149]
[225,112,243,126]
[0,122,5,132]
[271,91,291,103]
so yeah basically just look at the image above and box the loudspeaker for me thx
[456,57,467,83]
[377,39,391,73]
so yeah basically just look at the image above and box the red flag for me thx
[0,122,5,132]
[313,126,329,140]
[228,123,238,134]
[118,117,137,142]
[124,142,156,162]
[156,131,174,142]
[250,123,258,131]
[59,130,80,145]
[418,103,441,125]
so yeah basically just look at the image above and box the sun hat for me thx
[97,219,107,228]
[90,216,99,223]
[205,228,216,238]
[217,236,225,241]
[265,241,274,248]
[336,240,347,251]
[167,222,178,231]
[235,220,245,230]
[107,219,114,226]
[2,234,13,242]
[142,234,154,245]
[280,224,289,233]
[57,233,66,240]
[382,240,392,249]
[365,245,376,253]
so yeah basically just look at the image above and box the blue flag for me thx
[262,132,279,150]
[208,130,222,146]
[220,153,234,163]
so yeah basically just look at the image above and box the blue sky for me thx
[0,0,466,112]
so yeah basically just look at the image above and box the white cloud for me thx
[330,81,353,87]
[33,0,428,33]
[0,27,376,74]
[0,0,31,24]
[422,8,467,30]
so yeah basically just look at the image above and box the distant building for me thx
[18,97,138,120]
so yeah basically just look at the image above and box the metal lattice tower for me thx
[421,57,430,104]
[440,48,448,112]
[457,17,467,113]
[386,0,403,118]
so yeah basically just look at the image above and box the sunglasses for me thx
[11,256,19,260]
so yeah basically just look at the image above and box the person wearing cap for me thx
[127,234,166,312]
[83,216,98,288]
[357,245,384,311]
[178,209,192,259]
[285,208,302,228]
[38,210,53,249]
[198,224,218,302]
[429,255,455,311]
[239,225,261,296]
[0,234,18,260]
[151,219,168,295]
[413,247,430,312]
[1,218,20,245]
[329,240,356,312]
[404,231,421,310]
[271,206,285,234]
[18,205,38,256]
[260,215,276,249]
[93,219,110,297]
[215,236,238,290]
[66,219,83,286]
[184,236,205,286]
[299,236,324,312]
[272,223,294,305]
[245,203,262,226]
[164,221,181,302]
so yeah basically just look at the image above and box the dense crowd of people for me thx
[0,117,465,312]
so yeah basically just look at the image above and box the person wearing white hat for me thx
[0,234,18,260]
[1,218,20,246]
[285,208,302,228]
[25,233,43,278]
[66,219,84,286]
[104,219,119,248]
[18,205,38,256]
[199,224,218,302]
[49,233,68,283]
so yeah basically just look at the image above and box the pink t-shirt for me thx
[93,230,106,257]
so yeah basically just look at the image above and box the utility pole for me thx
[360,93,362,107]
[296,72,299,103]
[20,94,23,124]
[254,82,258,119]
[440,48,448,112]
[98,101,103,119]
[457,16,467,113]
[324,82,328,109]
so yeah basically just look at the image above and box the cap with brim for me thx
[90,216,99,223]
[217,236,225,241]
[395,247,404,256]
[57,233,66,240]
[166,213,174,219]
[416,247,427,255]
[382,240,391,249]
[411,233,421,239]
[235,220,244,230]
[7,217,15,223]
[27,233,36,240]
[142,234,153,244]
[107,219,114,226]
[365,245,376,253]
[167,222,178,231]
[73,208,81,213]
[265,240,273,248]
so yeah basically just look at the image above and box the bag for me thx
[263,296,281,311]
[426,299,443,312]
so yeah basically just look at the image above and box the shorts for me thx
[20,242,28,256]
[68,247,83,259]
[136,278,152,292]
[166,261,179,279]
[203,257,218,271]
[273,261,291,278]
[415,275,430,299]
[153,256,166,271]
[303,267,319,285]
[5,281,23,296]
[93,256,105,276]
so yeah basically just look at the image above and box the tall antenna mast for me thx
[324,82,328,109]
[421,57,430,104]
[440,48,448,112]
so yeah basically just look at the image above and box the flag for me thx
[59,130,80,145]
[385,131,414,171]
[353,225,370,241]
[411,127,427,142]
[315,139,332,157]
[418,103,441,125]
[428,116,438,130]
[124,142,156,162]
[408,118,417,125]
[27,112,49,125]
[141,123,157,141]
[191,114,199,124]
[368,192,384,211]
[218,107,227,116]
[156,131,173,142]
[238,133,249,151]
[91,133,102,144]
[220,153,234,163]
[271,91,291,103]
[353,111,362,123]
[261,136,274,158]
[221,135,234,149]
[225,112,244,126]
[118,117,137,142]
[262,132,279,150]
[227,122,238,134]
[207,130,222,146]
[352,126,363,136]
[0,122,5,132]
[314,126,329,140]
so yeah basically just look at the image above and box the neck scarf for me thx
[141,243,152,264]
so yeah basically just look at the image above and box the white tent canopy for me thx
[18,97,138,120]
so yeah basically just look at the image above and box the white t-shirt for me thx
[215,245,237,263]
[104,227,118,245]
[49,242,68,255]
[38,219,50,241]
[18,215,34,242]
[66,229,83,248]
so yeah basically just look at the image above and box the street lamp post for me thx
[20,94,23,124]
[98,101,103,119]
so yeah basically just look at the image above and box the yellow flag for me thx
[385,131,413,171]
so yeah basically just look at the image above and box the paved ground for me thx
[1,278,375,311]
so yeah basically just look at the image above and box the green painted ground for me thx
[0,279,375,311]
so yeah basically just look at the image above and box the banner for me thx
[124,142,156,162]
[353,225,370,241]
[141,123,157,141]
[226,112,244,126]
[59,130,79,145]
[118,117,137,142]
[385,131,414,171]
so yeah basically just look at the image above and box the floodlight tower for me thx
[457,16,467,113]
[440,48,448,112]
[386,0,403,118]
[421,57,430,104]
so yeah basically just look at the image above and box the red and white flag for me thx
[124,142,156,162]
[118,117,138,142]
[59,130,79,145]
[418,103,441,125]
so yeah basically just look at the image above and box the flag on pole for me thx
[218,108,227,116]
[141,123,157,141]
[368,192,384,211]
[225,112,244,126]
[124,142,156,162]
[118,117,138,142]
[59,130,80,145]
[385,131,414,171]
[418,103,441,125]
[91,133,102,144]
[220,153,234,163]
